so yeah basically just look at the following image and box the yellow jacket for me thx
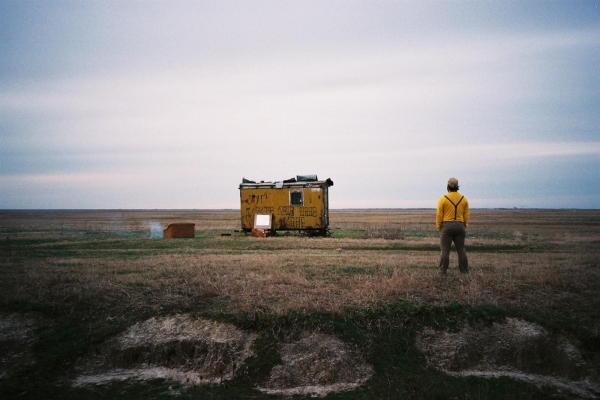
[436,192,469,230]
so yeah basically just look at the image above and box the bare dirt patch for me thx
[0,313,39,380]
[416,318,600,399]
[258,332,373,397]
[74,314,257,387]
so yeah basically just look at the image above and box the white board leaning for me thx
[254,214,272,230]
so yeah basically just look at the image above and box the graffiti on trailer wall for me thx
[246,194,268,204]
[277,206,317,217]
[244,205,319,229]
[245,206,275,216]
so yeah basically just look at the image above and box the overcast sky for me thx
[1,0,599,209]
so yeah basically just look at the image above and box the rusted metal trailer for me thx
[239,175,333,235]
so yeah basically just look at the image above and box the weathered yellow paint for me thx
[239,179,332,232]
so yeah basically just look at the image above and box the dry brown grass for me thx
[1,209,599,333]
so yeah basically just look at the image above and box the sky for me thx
[1,0,599,209]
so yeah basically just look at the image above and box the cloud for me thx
[1,2,598,209]
[413,142,600,162]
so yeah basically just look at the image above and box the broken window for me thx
[290,191,303,206]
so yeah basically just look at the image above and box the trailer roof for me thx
[239,176,333,189]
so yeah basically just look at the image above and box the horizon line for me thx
[1,207,599,211]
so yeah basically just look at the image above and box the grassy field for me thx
[0,209,599,399]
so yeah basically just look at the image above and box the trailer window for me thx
[290,192,303,206]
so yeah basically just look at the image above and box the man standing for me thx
[436,177,469,274]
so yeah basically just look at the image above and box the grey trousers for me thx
[439,222,468,274]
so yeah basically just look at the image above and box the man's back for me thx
[436,192,469,230]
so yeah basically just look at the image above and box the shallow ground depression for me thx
[416,318,600,399]
[258,332,374,397]
[0,313,39,380]
[73,314,257,387]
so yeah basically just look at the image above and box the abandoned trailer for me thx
[239,175,334,236]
